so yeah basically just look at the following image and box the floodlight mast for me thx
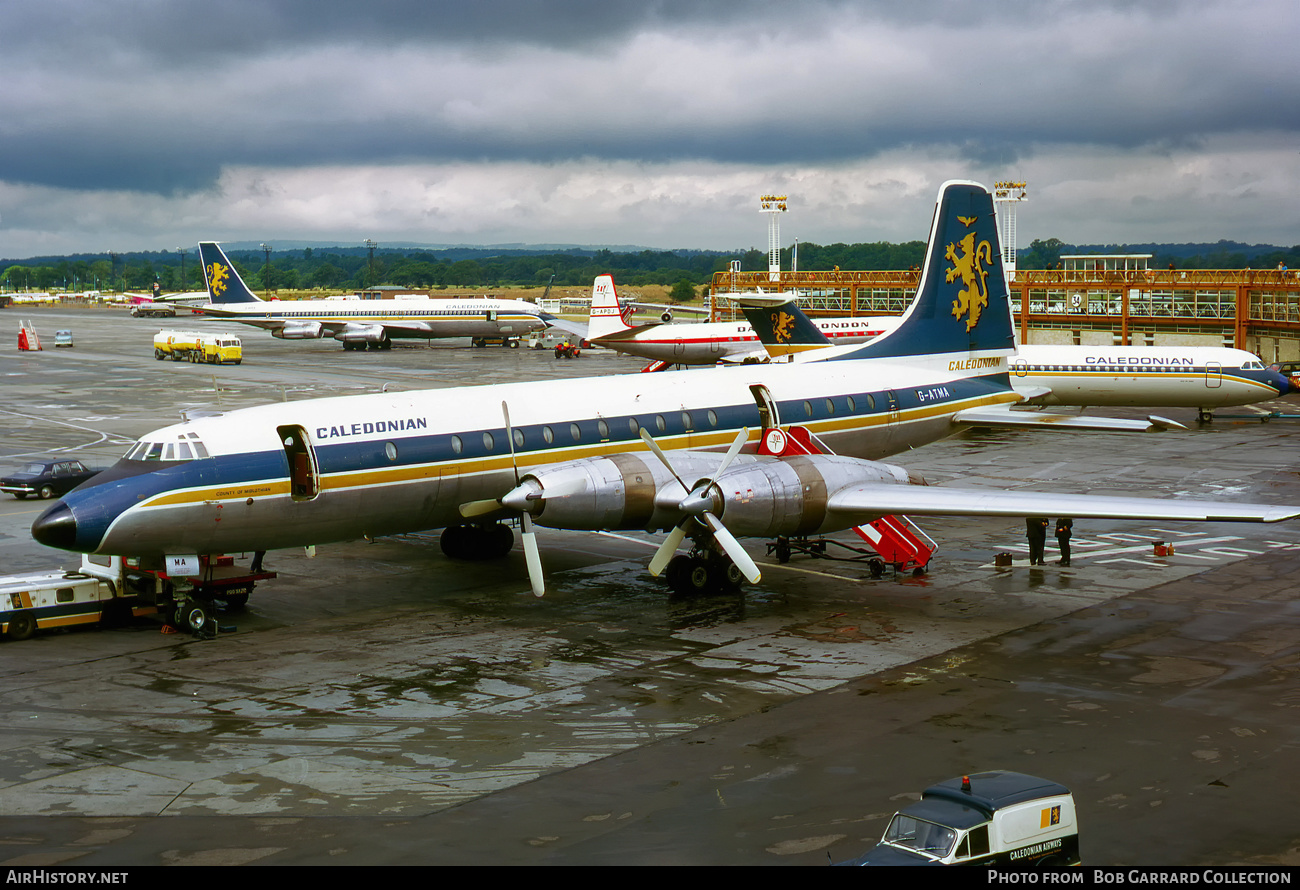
[993,181,1027,280]
[759,194,788,284]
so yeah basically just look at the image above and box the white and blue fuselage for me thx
[1010,345,1288,408]
[33,352,1017,557]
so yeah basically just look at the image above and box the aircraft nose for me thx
[1271,372,1292,396]
[32,501,79,551]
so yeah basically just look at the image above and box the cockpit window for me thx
[124,431,210,461]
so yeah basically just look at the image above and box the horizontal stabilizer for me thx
[541,316,587,338]
[716,348,781,364]
[590,322,672,342]
[628,302,710,316]
[827,484,1300,525]
[1011,385,1054,402]
[953,406,1187,432]
[727,294,805,308]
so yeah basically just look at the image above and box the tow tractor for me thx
[837,771,1081,866]
[0,553,274,641]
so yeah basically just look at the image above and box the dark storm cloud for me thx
[2,0,1297,254]
[6,0,1297,192]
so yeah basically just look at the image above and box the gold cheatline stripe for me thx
[135,390,1017,509]
[1027,369,1263,383]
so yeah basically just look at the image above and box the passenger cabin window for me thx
[277,425,320,500]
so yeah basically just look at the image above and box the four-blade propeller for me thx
[639,426,761,584]
[501,402,546,597]
[460,411,761,595]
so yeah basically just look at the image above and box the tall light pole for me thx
[260,243,273,295]
[363,239,377,291]
[993,181,1027,280]
[759,195,788,284]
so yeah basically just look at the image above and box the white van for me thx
[838,771,1080,866]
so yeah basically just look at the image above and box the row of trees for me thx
[0,246,742,294]
[1018,238,1300,271]
[5,239,1298,294]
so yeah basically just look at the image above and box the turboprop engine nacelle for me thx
[504,451,731,533]
[272,321,325,339]
[504,451,920,537]
[673,454,916,537]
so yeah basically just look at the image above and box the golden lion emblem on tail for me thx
[206,262,229,297]
[771,310,796,343]
[945,231,993,332]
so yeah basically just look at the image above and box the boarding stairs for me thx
[18,320,41,351]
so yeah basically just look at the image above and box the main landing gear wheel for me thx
[440,523,514,561]
[6,612,36,641]
[662,552,746,596]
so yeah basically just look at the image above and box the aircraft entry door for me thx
[278,425,321,500]
[749,384,782,433]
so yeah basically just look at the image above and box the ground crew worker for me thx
[1026,517,1049,565]
[1055,517,1073,566]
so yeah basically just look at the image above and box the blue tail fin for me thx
[198,242,263,305]
[734,295,832,356]
[839,181,1014,360]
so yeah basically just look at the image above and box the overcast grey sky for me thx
[2,0,1297,259]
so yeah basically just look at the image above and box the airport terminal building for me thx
[710,257,1300,364]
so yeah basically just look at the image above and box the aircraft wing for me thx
[195,306,285,330]
[826,484,1300,524]
[628,302,710,316]
[953,406,1186,432]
